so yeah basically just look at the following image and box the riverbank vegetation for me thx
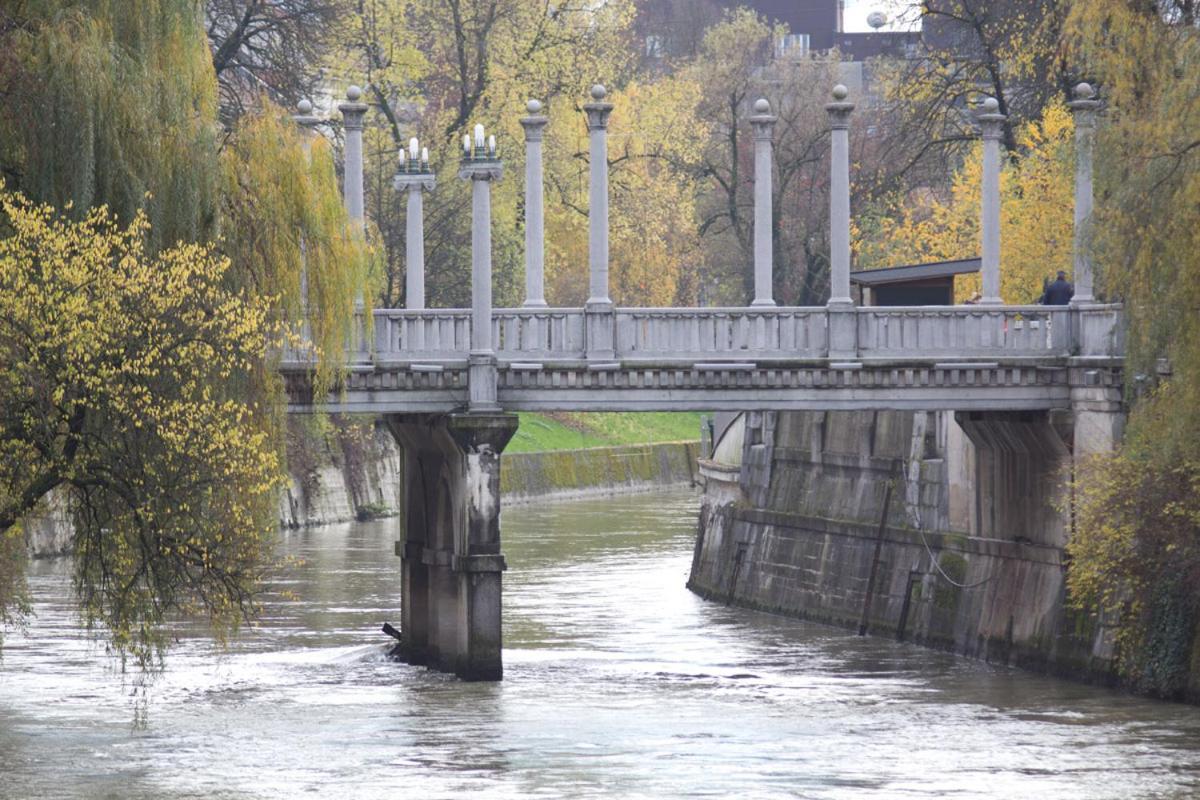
[0,1,370,663]
[1062,0,1200,701]
[0,0,1197,692]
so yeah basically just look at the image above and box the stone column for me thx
[583,84,616,360]
[977,97,1006,305]
[339,86,370,356]
[459,127,503,411]
[584,84,614,307]
[394,139,435,310]
[520,100,549,308]
[750,98,778,307]
[292,100,322,356]
[826,85,857,359]
[338,86,368,224]
[1069,83,1100,306]
[826,85,855,308]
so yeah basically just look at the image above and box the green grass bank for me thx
[506,412,705,453]
[501,413,704,503]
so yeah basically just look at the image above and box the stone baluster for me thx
[583,84,616,360]
[520,100,549,308]
[1069,83,1100,306]
[826,85,857,359]
[394,137,436,310]
[750,98,778,307]
[459,125,503,411]
[977,97,1006,305]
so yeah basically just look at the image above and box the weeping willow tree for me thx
[1063,0,1200,700]
[0,0,219,250]
[219,104,376,392]
[0,1,370,663]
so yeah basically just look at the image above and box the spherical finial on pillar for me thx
[346,85,363,102]
[591,84,607,101]
[980,96,1000,113]
[1074,82,1096,101]
[526,99,543,114]
[754,98,771,114]
[832,84,849,101]
[297,99,313,115]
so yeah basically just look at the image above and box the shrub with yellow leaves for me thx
[0,188,284,667]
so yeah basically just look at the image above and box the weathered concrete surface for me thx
[502,441,699,504]
[279,423,403,528]
[689,409,1122,686]
[387,413,517,681]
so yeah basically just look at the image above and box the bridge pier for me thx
[386,413,518,681]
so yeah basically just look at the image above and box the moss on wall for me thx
[502,441,699,502]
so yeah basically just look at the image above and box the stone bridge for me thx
[284,83,1123,681]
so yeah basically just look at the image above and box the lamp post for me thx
[459,124,503,411]
[394,137,435,310]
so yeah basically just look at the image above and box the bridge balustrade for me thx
[352,303,1124,366]
[614,308,829,361]
[493,309,586,360]
[855,306,1073,359]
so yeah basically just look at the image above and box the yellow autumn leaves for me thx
[0,187,284,667]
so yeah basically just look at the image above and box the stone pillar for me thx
[459,127,503,411]
[750,98,778,307]
[1069,83,1100,306]
[826,85,855,307]
[583,84,616,360]
[977,97,1006,305]
[826,85,857,358]
[292,100,322,354]
[386,413,518,681]
[339,86,368,223]
[339,86,370,356]
[394,139,435,310]
[585,85,614,307]
[520,100,549,308]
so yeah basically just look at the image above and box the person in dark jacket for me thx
[1039,271,1074,305]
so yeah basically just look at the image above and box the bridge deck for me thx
[283,304,1124,414]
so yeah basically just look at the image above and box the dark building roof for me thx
[742,0,841,50]
[833,31,922,61]
[850,258,981,286]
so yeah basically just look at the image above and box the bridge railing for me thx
[375,309,471,362]
[614,308,829,360]
[493,309,586,360]
[856,306,1073,359]
[356,304,1123,367]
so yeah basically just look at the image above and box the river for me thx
[1,488,1198,799]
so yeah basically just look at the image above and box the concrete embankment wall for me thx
[502,441,700,504]
[689,410,1120,687]
[26,422,700,557]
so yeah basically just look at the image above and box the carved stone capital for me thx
[584,102,614,131]
[394,172,437,192]
[520,115,549,142]
[458,161,504,182]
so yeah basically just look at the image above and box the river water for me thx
[2,488,1199,799]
